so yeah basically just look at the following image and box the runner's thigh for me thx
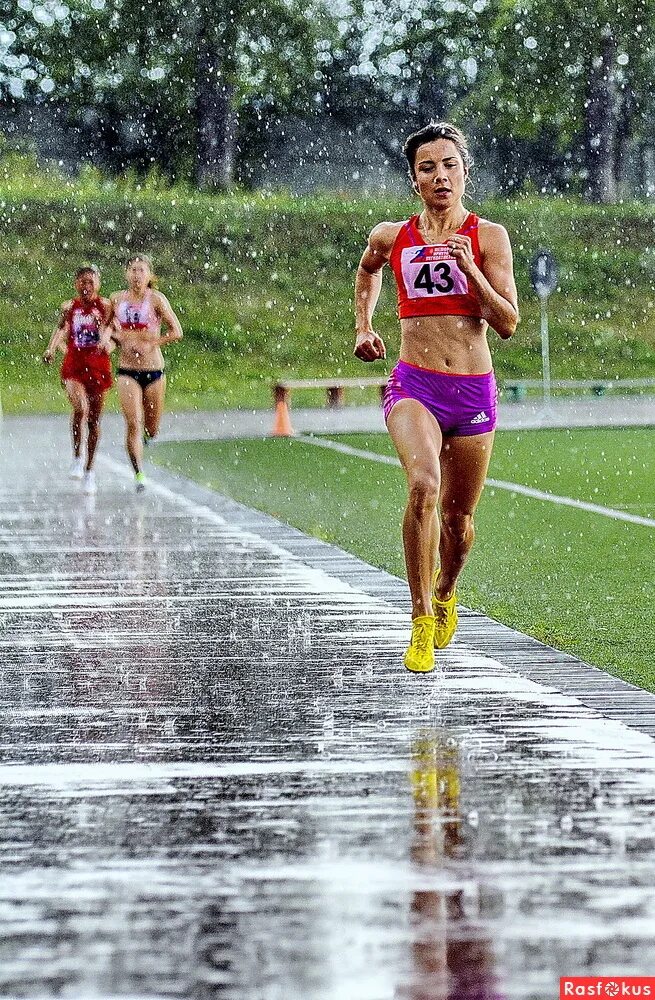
[439,431,495,514]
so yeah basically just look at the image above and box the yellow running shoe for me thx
[404,615,436,673]
[431,573,458,649]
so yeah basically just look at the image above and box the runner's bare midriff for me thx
[118,333,164,371]
[399,313,492,374]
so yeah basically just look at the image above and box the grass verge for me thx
[2,155,655,414]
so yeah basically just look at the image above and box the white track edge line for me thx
[296,434,655,529]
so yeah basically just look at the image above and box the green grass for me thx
[151,427,655,691]
[2,154,655,414]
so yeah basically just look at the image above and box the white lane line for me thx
[485,477,655,527]
[0,759,407,787]
[296,435,655,529]
[298,436,401,467]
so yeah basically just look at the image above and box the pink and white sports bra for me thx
[116,293,157,331]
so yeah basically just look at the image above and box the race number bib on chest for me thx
[401,245,468,299]
[71,311,101,348]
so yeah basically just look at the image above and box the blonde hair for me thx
[127,254,158,289]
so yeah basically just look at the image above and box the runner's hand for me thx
[42,350,54,365]
[143,329,164,344]
[354,331,386,362]
[447,234,476,276]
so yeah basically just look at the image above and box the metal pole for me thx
[540,296,551,408]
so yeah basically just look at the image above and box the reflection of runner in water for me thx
[42,265,113,494]
[354,122,519,673]
[107,255,183,492]
[397,729,504,1000]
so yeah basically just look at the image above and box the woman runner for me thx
[43,264,113,494]
[354,122,519,673]
[107,255,183,492]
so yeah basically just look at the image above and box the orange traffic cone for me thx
[271,398,294,437]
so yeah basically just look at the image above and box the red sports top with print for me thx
[60,296,113,393]
[389,212,483,319]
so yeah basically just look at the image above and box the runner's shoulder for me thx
[477,218,512,250]
[150,289,169,307]
[368,220,405,254]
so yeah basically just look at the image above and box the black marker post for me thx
[530,249,558,412]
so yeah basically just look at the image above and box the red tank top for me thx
[60,297,112,391]
[67,297,106,352]
[389,213,483,320]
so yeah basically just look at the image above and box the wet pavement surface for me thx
[1,417,655,998]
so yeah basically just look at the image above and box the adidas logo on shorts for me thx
[470,411,489,424]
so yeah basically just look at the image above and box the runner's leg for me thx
[118,374,145,474]
[85,392,106,472]
[143,373,166,441]
[387,398,443,619]
[436,431,495,600]
[63,379,88,460]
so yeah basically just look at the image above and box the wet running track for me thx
[1,417,655,999]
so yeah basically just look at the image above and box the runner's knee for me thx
[68,387,88,417]
[407,470,439,517]
[125,415,142,434]
[441,510,475,548]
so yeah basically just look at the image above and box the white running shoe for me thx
[82,470,96,494]
[69,457,84,479]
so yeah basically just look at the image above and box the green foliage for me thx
[3,0,655,193]
[473,0,655,193]
[0,0,336,181]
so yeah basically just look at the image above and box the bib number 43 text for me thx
[413,262,455,295]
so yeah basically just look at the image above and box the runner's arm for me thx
[354,223,395,361]
[102,295,124,347]
[465,223,519,340]
[43,303,70,363]
[153,293,183,346]
[99,297,117,353]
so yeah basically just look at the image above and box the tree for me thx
[0,0,334,188]
[316,0,501,180]
[486,0,655,201]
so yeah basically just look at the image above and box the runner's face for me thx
[412,140,467,210]
[74,272,100,299]
[127,260,151,293]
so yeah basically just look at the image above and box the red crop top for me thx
[389,212,483,320]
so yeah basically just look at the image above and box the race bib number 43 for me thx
[401,245,468,299]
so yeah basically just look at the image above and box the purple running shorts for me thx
[383,359,498,436]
